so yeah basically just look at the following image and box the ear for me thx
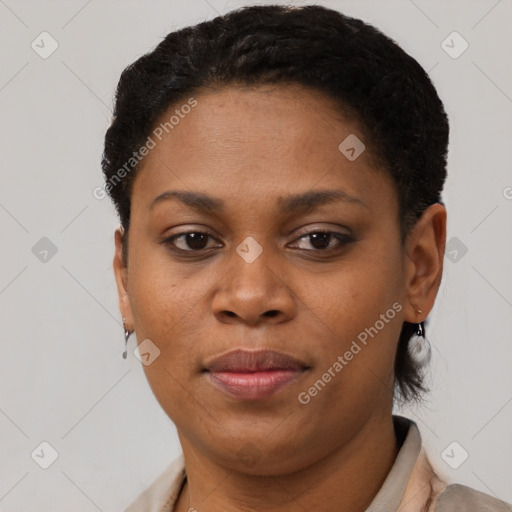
[403,203,447,323]
[113,226,133,330]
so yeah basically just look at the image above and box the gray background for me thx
[0,0,511,510]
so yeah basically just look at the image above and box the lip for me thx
[204,349,308,372]
[203,349,309,400]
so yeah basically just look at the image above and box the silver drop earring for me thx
[408,309,431,367]
[122,317,133,359]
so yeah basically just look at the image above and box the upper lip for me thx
[204,349,309,372]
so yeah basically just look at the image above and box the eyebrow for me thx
[149,189,369,214]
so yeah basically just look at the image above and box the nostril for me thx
[264,310,279,317]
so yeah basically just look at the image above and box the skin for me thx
[113,83,447,512]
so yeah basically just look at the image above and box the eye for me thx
[163,231,222,252]
[289,231,354,252]
[162,229,354,254]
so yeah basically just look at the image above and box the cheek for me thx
[304,251,402,340]
[126,250,225,382]
[128,241,205,337]
[297,249,403,391]
[129,267,205,417]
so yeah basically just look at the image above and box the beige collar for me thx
[367,415,447,511]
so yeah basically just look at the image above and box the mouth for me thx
[203,349,310,400]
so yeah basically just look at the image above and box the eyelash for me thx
[161,229,354,255]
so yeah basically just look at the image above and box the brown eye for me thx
[307,232,331,250]
[163,232,221,252]
[290,231,354,252]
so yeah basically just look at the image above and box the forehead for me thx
[130,84,393,216]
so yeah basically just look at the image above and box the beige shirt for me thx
[125,415,512,511]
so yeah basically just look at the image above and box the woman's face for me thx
[114,84,443,474]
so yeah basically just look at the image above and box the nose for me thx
[212,244,296,326]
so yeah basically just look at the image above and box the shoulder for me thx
[433,483,512,511]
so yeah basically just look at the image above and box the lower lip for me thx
[206,369,304,400]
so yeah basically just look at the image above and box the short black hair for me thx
[102,4,449,404]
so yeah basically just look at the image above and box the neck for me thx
[174,413,399,512]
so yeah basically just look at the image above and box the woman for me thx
[101,5,512,511]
